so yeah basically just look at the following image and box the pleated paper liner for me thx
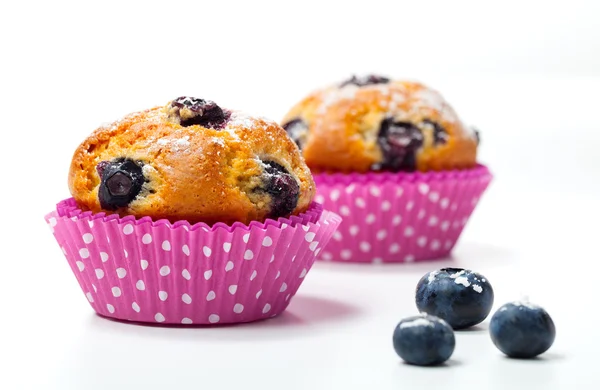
[45,198,342,325]
[312,164,492,263]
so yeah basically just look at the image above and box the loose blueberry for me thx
[262,160,300,219]
[393,314,455,366]
[374,118,424,172]
[490,301,556,359]
[282,119,308,149]
[415,267,494,329]
[340,74,390,87]
[168,96,230,129]
[422,119,448,145]
[97,158,145,210]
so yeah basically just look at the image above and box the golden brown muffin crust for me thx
[281,78,479,173]
[69,99,315,225]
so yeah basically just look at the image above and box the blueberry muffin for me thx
[281,75,479,173]
[69,97,315,225]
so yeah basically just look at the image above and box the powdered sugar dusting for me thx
[400,317,435,329]
[511,300,542,310]
[156,135,190,152]
[317,86,359,114]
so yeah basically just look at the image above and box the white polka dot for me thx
[256,289,263,299]
[340,250,352,260]
[140,259,149,270]
[82,233,94,244]
[281,223,288,229]
[202,246,211,257]
[304,232,316,242]
[285,294,291,301]
[346,184,356,194]
[112,287,122,297]
[372,257,383,264]
[122,224,134,235]
[142,234,152,244]
[390,243,400,254]
[123,249,128,258]
[233,304,244,313]
[404,226,414,237]
[261,236,273,247]
[429,192,440,203]
[302,225,310,232]
[360,242,371,252]
[182,269,191,280]
[181,318,193,324]
[428,216,439,226]
[262,304,272,314]
[381,201,392,211]
[365,214,376,224]
[370,187,381,197]
[355,198,366,208]
[132,302,140,312]
[244,250,254,260]
[309,241,319,251]
[315,195,325,204]
[431,240,441,250]
[100,252,109,262]
[79,248,90,259]
[136,280,145,290]
[340,206,351,216]
[349,225,359,236]
[417,236,428,247]
[87,220,94,228]
[95,269,104,279]
[116,268,127,278]
[182,245,191,256]
[162,241,171,251]
[208,314,220,323]
[228,285,238,294]
[204,270,213,280]
[418,209,426,219]
[48,217,57,227]
[106,304,115,314]
[315,248,321,256]
[158,291,168,301]
[392,215,402,226]
[418,183,430,194]
[270,255,276,263]
[154,313,165,322]
[376,230,387,240]
[182,294,192,304]
[299,268,308,278]
[76,261,85,272]
[396,188,404,197]
[405,254,415,262]
[159,266,170,276]
[225,261,234,271]
[243,233,250,243]
[92,284,97,292]
[440,198,450,209]
[275,270,281,279]
[223,242,232,252]
[333,231,343,241]
[86,292,94,302]
[330,189,340,201]
[440,221,450,231]
[250,270,258,281]
[406,201,414,211]
[206,291,216,301]
[280,283,288,292]
[321,252,333,260]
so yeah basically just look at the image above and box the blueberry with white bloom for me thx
[392,314,455,366]
[415,267,494,329]
[489,301,556,359]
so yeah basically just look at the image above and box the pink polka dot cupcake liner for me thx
[312,164,492,263]
[44,198,342,325]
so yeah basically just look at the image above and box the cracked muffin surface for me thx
[281,76,479,173]
[68,97,315,225]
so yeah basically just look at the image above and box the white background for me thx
[1,0,599,388]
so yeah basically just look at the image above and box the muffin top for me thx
[68,97,315,225]
[281,75,479,173]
